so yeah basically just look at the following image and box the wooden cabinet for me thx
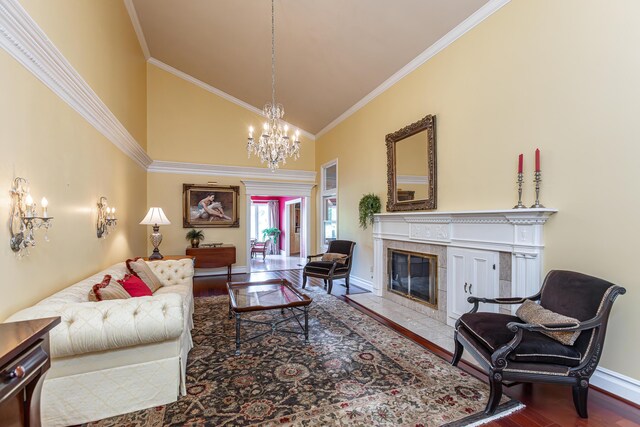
[0,317,60,427]
[186,245,236,281]
[447,248,499,326]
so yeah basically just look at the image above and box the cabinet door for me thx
[447,248,499,325]
[448,249,471,323]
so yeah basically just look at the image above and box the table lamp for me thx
[140,207,171,260]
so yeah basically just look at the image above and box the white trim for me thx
[592,367,640,405]
[349,276,373,293]
[194,265,247,277]
[149,160,316,182]
[0,0,152,169]
[124,0,150,60]
[315,0,511,138]
[284,198,302,256]
[241,180,315,198]
[397,175,428,185]
[319,159,338,252]
[147,58,316,142]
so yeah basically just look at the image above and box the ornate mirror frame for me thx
[386,114,437,212]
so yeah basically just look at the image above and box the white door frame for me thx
[242,180,315,273]
[284,198,302,256]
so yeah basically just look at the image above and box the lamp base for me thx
[149,225,164,260]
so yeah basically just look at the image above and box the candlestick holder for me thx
[513,172,526,209]
[530,171,545,208]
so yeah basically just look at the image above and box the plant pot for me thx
[190,239,200,248]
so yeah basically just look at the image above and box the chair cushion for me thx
[321,253,347,263]
[304,261,349,275]
[458,312,582,367]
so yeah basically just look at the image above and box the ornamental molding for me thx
[0,0,152,169]
[241,180,316,197]
[149,161,316,182]
[377,209,557,226]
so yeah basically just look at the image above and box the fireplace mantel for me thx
[372,208,557,305]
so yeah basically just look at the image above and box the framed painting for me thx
[183,184,240,228]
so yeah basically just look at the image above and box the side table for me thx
[0,317,61,427]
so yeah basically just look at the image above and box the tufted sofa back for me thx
[147,258,194,287]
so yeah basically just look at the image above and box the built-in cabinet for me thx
[447,247,499,326]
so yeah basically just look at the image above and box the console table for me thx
[0,317,60,427]
[186,245,236,281]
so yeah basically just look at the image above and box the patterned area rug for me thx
[88,286,522,426]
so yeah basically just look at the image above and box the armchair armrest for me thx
[306,253,325,262]
[467,293,541,314]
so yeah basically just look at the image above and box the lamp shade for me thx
[140,207,171,225]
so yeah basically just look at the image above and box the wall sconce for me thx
[9,177,53,255]
[97,196,117,238]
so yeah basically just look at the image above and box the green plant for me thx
[185,229,205,241]
[359,193,381,229]
[262,227,281,245]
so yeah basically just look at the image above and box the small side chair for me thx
[302,240,355,294]
[452,270,625,418]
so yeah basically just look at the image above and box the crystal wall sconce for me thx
[96,196,117,238]
[9,177,53,255]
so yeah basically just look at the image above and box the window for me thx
[320,160,338,250]
[250,203,269,240]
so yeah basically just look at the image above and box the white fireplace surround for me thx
[372,208,557,302]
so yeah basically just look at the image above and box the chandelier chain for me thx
[271,0,276,107]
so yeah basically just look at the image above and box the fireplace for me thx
[388,249,438,308]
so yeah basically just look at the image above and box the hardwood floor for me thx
[195,269,640,427]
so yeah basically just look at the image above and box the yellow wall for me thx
[147,63,314,169]
[146,63,316,262]
[21,0,148,147]
[316,0,640,379]
[0,1,148,320]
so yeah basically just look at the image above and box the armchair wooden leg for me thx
[327,280,333,294]
[323,279,328,289]
[451,336,464,367]
[572,379,589,418]
[302,274,307,288]
[345,277,350,292]
[484,371,503,415]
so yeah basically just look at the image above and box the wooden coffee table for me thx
[227,279,312,355]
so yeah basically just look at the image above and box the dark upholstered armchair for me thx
[302,240,355,294]
[452,270,625,418]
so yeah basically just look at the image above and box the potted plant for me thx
[185,229,205,248]
[359,193,382,229]
[261,227,281,245]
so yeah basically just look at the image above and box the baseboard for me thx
[194,265,247,277]
[591,367,640,405]
[350,275,373,292]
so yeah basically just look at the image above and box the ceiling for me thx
[131,0,490,135]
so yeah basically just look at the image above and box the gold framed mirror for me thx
[386,114,437,211]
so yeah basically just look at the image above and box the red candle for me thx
[535,148,540,172]
[518,154,523,174]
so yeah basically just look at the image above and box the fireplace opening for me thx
[388,249,437,307]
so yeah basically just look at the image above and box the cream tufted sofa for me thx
[6,258,195,427]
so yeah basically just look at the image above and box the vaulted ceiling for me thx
[131,0,490,135]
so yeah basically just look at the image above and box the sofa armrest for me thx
[146,258,195,287]
[6,293,184,358]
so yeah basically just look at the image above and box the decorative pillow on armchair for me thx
[126,257,163,292]
[516,299,581,345]
[321,253,348,264]
[88,275,131,302]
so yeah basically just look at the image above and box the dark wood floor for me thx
[195,269,640,427]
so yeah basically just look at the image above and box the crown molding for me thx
[315,0,511,139]
[242,180,316,197]
[0,0,152,169]
[147,58,316,142]
[149,160,316,182]
[124,0,150,60]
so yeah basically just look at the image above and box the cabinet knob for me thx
[9,365,26,379]
[469,283,473,295]
[464,282,468,293]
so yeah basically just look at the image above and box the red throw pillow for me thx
[117,274,153,297]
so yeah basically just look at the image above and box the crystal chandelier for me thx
[247,0,301,171]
